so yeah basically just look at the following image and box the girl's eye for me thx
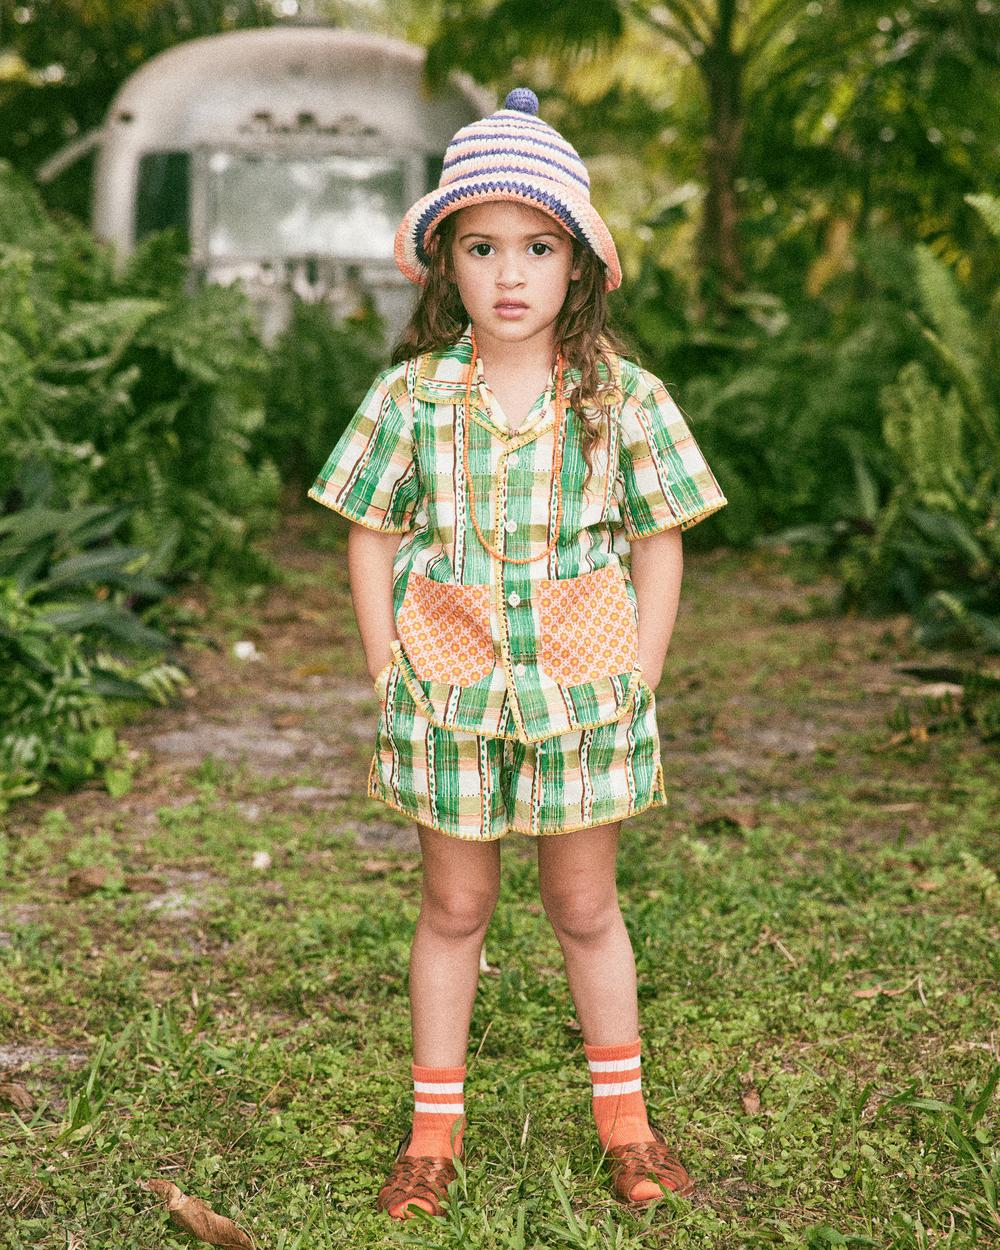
[470,243,494,257]
[529,242,552,256]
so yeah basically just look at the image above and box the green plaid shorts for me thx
[367,664,668,841]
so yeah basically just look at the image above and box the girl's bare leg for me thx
[536,821,638,1043]
[410,824,502,1064]
[537,823,690,1199]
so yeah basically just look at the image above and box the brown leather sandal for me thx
[376,1129,458,1219]
[607,1120,695,1207]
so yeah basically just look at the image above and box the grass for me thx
[0,519,998,1248]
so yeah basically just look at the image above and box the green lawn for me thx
[1,519,997,1249]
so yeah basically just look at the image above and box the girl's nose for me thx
[496,251,526,286]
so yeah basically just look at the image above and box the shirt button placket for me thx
[501,447,529,698]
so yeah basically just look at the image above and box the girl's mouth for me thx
[495,302,528,317]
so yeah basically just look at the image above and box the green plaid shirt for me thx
[308,325,727,744]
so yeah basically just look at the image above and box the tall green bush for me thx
[0,161,280,582]
[0,161,282,807]
[260,299,386,486]
[614,237,922,550]
[837,195,1000,652]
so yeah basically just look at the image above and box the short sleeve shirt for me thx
[308,324,727,744]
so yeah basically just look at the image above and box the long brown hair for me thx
[391,211,632,495]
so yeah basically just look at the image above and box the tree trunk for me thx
[696,8,745,317]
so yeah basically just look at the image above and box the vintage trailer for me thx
[43,25,491,342]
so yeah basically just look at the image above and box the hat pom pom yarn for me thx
[503,87,539,115]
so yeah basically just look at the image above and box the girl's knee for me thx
[420,880,499,941]
[540,886,621,944]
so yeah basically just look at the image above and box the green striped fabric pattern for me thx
[308,325,727,745]
[369,662,668,840]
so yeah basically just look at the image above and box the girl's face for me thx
[446,201,581,352]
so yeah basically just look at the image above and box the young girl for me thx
[308,88,727,1219]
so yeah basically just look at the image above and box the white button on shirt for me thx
[508,452,520,466]
[504,519,517,533]
[415,511,427,525]
[507,592,520,607]
[514,662,527,676]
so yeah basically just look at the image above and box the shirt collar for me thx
[412,323,585,403]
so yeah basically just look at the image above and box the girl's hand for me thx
[638,656,663,691]
[630,527,683,695]
[369,655,395,685]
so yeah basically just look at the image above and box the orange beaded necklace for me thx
[462,328,568,565]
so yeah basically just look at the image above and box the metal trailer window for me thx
[135,152,190,243]
[202,150,407,260]
[425,152,445,191]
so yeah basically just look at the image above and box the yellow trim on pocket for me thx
[389,639,646,745]
[373,658,396,703]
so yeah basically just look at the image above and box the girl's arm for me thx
[629,526,683,690]
[346,524,404,682]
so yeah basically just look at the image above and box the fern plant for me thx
[0,579,187,809]
[0,162,280,581]
[838,193,1000,653]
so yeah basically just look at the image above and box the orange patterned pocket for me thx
[537,565,638,685]
[397,573,494,685]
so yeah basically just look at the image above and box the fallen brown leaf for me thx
[0,1082,34,1111]
[853,983,910,999]
[740,1086,762,1115]
[66,867,110,898]
[914,879,941,892]
[271,712,303,729]
[143,1179,253,1249]
[871,725,931,752]
[123,874,167,894]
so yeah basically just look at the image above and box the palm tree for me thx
[422,0,989,316]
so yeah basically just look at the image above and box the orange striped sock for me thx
[387,1063,466,1219]
[584,1038,656,1150]
[406,1063,466,1159]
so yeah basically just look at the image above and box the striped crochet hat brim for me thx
[393,89,622,293]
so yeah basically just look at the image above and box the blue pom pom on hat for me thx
[503,87,539,114]
[393,86,621,292]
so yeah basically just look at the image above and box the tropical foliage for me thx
[0,162,281,579]
[259,299,386,486]
[0,161,279,805]
[836,195,1000,654]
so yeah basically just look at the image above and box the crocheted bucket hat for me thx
[394,87,622,292]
